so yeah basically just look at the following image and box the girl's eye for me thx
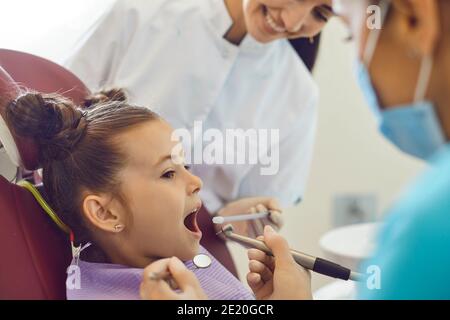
[162,170,175,179]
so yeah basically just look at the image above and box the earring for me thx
[309,37,314,44]
[114,224,125,232]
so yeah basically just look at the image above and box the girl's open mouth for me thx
[184,207,202,238]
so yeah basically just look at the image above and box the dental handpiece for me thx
[212,210,284,227]
[221,225,365,282]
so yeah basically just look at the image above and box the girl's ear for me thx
[392,0,440,56]
[82,195,125,234]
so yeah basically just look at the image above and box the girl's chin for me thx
[179,243,201,262]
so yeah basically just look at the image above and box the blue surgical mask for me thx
[355,0,446,161]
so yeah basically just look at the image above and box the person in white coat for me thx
[64,0,333,269]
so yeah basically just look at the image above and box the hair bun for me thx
[6,92,88,163]
[83,88,127,108]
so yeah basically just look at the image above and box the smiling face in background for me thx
[243,0,334,43]
[98,119,204,266]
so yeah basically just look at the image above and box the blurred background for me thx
[0,1,425,294]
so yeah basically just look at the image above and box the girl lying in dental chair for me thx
[5,89,281,300]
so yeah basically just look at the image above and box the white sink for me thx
[319,222,380,272]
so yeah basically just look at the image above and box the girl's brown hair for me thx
[5,89,159,259]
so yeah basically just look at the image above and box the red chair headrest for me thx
[0,65,39,169]
[0,49,90,171]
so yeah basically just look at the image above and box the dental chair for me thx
[0,49,237,299]
[0,50,82,299]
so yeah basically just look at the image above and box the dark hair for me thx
[5,89,159,258]
[289,33,322,72]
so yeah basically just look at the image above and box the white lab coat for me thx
[64,0,319,213]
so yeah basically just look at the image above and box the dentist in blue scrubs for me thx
[336,0,450,299]
[140,0,450,300]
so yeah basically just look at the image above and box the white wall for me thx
[229,19,425,292]
[0,0,114,64]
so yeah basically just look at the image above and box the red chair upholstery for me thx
[0,49,237,299]
[0,176,71,299]
[198,207,238,276]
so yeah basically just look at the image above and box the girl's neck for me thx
[107,247,156,269]
[224,0,247,45]
[90,237,156,268]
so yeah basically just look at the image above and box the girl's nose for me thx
[188,172,203,195]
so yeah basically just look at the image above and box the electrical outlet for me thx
[333,194,377,227]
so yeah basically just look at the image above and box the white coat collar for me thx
[203,0,274,53]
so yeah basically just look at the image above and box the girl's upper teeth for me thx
[266,13,286,33]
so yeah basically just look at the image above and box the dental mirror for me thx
[193,254,212,269]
